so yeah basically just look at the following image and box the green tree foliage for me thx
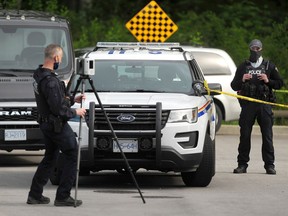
[264,18,288,75]
[2,0,288,98]
[73,18,104,48]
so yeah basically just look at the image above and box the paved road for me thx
[0,132,287,216]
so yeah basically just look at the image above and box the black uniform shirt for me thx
[33,66,76,121]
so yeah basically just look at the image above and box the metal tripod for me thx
[72,74,146,207]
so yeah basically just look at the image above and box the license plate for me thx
[113,139,138,153]
[4,129,27,141]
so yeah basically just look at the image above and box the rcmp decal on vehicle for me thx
[108,50,126,54]
[107,50,163,55]
[198,100,216,140]
[149,51,162,54]
[198,100,212,118]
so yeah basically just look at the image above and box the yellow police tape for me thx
[203,80,288,109]
[275,89,288,93]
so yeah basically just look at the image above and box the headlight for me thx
[168,108,198,123]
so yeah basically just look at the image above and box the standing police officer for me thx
[27,44,86,206]
[231,39,283,175]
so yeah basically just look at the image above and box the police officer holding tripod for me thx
[231,39,283,175]
[27,44,86,206]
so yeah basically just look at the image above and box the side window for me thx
[193,52,231,75]
[0,27,23,63]
[190,59,205,81]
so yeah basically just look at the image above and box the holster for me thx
[37,115,49,124]
[49,114,63,133]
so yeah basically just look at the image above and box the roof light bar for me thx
[96,42,181,49]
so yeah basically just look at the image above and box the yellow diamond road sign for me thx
[126,1,178,42]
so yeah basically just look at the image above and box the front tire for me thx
[181,133,215,187]
[215,104,223,133]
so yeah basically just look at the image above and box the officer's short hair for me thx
[45,44,63,59]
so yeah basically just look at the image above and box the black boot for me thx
[54,196,83,207]
[27,195,50,204]
[233,165,247,174]
[265,166,276,175]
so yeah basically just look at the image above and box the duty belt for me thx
[37,115,49,123]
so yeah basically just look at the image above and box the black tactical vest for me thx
[33,75,52,118]
[241,61,272,101]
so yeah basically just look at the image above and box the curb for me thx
[218,125,288,136]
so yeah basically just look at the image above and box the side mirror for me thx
[192,80,206,96]
[192,80,222,96]
[207,83,222,95]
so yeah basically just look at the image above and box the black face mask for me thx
[249,50,261,63]
[53,62,59,70]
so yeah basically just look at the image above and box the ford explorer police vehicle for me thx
[0,10,74,151]
[75,46,241,132]
[52,42,222,187]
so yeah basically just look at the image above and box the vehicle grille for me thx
[0,125,39,129]
[0,107,38,121]
[88,105,169,130]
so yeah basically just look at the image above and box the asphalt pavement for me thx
[218,124,288,136]
[0,125,287,216]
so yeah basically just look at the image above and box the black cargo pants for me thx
[237,102,275,168]
[28,122,77,200]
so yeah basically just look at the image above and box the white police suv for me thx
[52,42,222,187]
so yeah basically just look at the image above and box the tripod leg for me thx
[74,79,85,207]
[72,76,83,98]
[87,77,146,204]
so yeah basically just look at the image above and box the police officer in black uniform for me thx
[231,39,283,175]
[27,44,86,206]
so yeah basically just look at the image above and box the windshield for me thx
[83,60,193,93]
[0,25,72,73]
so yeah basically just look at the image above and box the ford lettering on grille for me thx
[117,114,135,123]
